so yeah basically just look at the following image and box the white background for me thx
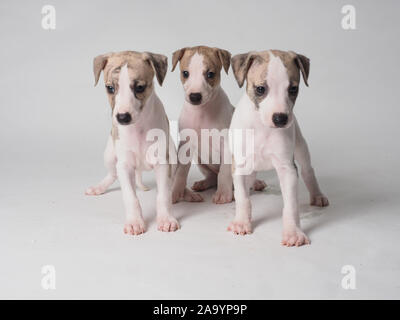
[0,0,399,299]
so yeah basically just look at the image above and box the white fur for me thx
[228,51,329,246]
[172,53,235,204]
[86,66,179,235]
[183,53,214,105]
[259,55,294,127]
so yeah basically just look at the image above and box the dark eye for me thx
[182,71,189,78]
[106,85,115,94]
[255,86,266,96]
[289,86,298,95]
[134,84,146,93]
[207,71,215,79]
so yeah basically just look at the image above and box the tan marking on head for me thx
[171,46,231,87]
[92,51,168,112]
[232,50,310,106]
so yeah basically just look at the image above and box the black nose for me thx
[272,113,288,127]
[116,112,132,125]
[189,92,202,104]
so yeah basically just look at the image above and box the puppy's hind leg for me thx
[192,164,218,192]
[85,136,117,196]
[294,120,329,207]
[135,171,150,191]
[252,173,267,192]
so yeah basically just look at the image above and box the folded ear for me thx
[93,53,110,86]
[294,53,310,87]
[143,52,168,86]
[171,48,187,72]
[231,52,256,88]
[216,48,231,74]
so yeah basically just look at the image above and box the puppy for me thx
[85,51,179,235]
[171,46,266,204]
[229,50,329,246]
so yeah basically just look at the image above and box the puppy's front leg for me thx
[116,160,145,235]
[155,164,180,232]
[213,164,233,204]
[274,160,310,246]
[228,174,252,235]
[172,162,203,204]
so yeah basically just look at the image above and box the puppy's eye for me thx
[207,71,215,79]
[134,84,146,93]
[289,86,298,95]
[255,86,266,96]
[182,71,189,78]
[106,85,115,94]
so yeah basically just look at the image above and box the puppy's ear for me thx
[216,48,231,74]
[294,53,310,87]
[93,54,109,86]
[231,52,256,88]
[144,52,168,86]
[171,48,187,72]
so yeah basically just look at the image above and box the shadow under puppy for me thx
[229,50,329,246]
[86,51,179,235]
[171,45,266,205]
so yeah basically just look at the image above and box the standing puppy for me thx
[86,51,179,235]
[171,46,266,204]
[229,50,329,246]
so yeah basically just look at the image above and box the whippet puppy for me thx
[229,50,329,246]
[171,46,266,204]
[86,51,179,235]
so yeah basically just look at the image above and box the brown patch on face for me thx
[231,52,258,88]
[270,50,310,104]
[171,46,231,87]
[93,51,168,111]
[245,53,270,108]
[232,50,310,106]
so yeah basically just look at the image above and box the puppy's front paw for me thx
[227,220,252,235]
[281,228,310,247]
[85,186,106,196]
[253,179,267,191]
[212,190,233,204]
[310,194,329,207]
[124,219,146,235]
[157,216,180,232]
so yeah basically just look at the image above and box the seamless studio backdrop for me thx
[0,0,399,299]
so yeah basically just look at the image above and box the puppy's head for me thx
[232,50,310,129]
[171,46,231,106]
[93,51,167,125]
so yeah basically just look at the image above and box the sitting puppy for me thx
[171,46,266,204]
[229,50,329,246]
[86,51,179,235]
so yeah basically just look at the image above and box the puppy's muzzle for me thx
[116,112,132,125]
[189,92,202,105]
[272,113,288,128]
